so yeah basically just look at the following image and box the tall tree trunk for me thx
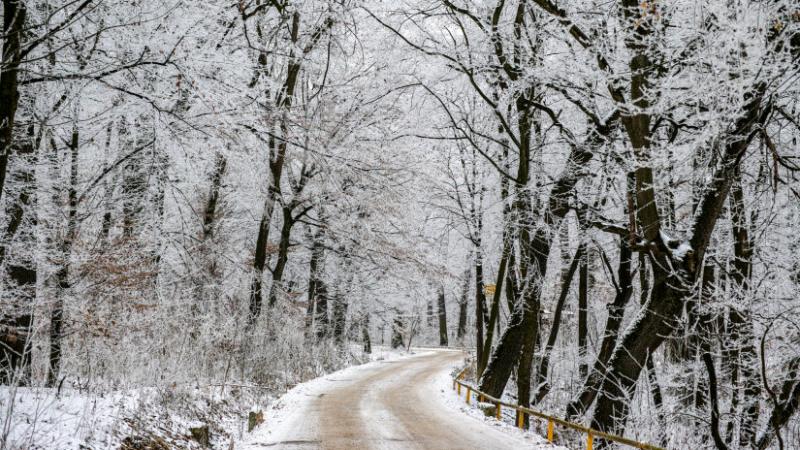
[479,131,596,398]
[202,153,226,240]
[0,122,36,386]
[98,121,116,244]
[48,126,79,387]
[361,312,371,354]
[391,309,404,349]
[0,0,25,203]
[474,248,486,373]
[578,243,589,380]
[456,259,469,340]
[248,13,299,323]
[727,169,760,447]
[306,228,324,336]
[248,177,277,323]
[332,286,348,344]
[590,79,768,440]
[437,286,448,347]
[314,280,330,340]
[479,235,510,375]
[535,244,584,404]
[266,206,294,307]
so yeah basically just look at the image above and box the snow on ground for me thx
[1,386,133,449]
[432,359,568,450]
[0,347,377,449]
[0,383,259,449]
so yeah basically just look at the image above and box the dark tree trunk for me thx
[535,244,584,404]
[0,0,25,203]
[202,153,226,239]
[456,261,469,340]
[391,310,405,349]
[474,249,486,373]
[306,229,324,335]
[478,108,602,399]
[566,240,633,419]
[755,357,800,450]
[703,352,729,450]
[361,313,371,354]
[48,126,79,387]
[98,121,116,244]
[120,118,150,240]
[727,169,760,447]
[478,236,510,375]
[0,124,36,386]
[332,287,347,344]
[590,82,768,441]
[578,244,589,379]
[437,286,448,347]
[314,280,330,340]
[248,11,303,324]
[248,183,276,323]
[646,357,666,443]
[267,206,294,307]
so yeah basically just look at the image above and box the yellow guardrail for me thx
[452,369,664,450]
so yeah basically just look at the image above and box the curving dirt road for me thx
[244,350,547,449]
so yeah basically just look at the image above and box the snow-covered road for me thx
[241,349,553,449]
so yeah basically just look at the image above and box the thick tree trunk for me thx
[590,82,768,441]
[0,0,25,203]
[437,286,448,347]
[266,206,294,307]
[0,124,36,386]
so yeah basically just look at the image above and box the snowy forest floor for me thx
[242,349,561,449]
[1,346,391,449]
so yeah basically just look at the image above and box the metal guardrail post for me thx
[547,420,554,442]
[587,432,594,450]
[517,410,524,428]
[466,387,471,405]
